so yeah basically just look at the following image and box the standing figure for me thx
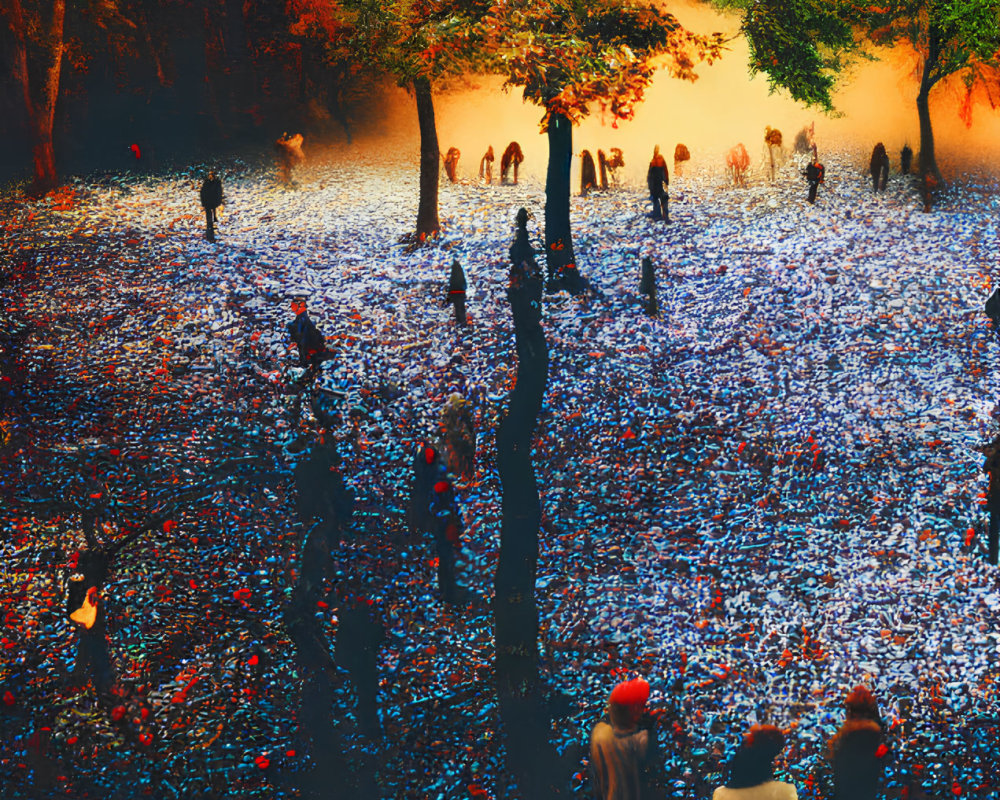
[604,147,625,187]
[640,256,658,318]
[408,443,441,536]
[429,474,463,604]
[287,298,329,425]
[646,146,670,222]
[793,123,815,154]
[590,678,658,800]
[580,150,598,195]
[444,147,461,183]
[275,132,305,186]
[674,143,691,178]
[598,149,610,190]
[804,148,825,204]
[442,259,468,326]
[764,126,783,182]
[199,171,223,243]
[713,725,798,800]
[900,144,913,175]
[479,145,494,184]
[726,143,750,188]
[828,686,888,800]
[441,392,476,479]
[869,143,889,192]
[985,439,1000,565]
[501,141,524,184]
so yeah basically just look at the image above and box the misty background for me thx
[2,0,999,186]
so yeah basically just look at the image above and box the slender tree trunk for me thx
[916,29,942,185]
[414,76,441,240]
[8,0,65,194]
[544,112,577,291]
[494,263,563,797]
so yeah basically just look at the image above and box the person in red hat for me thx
[590,678,658,800]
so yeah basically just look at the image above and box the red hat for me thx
[434,480,450,494]
[609,678,650,707]
[424,446,436,464]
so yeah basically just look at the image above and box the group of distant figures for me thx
[442,142,525,185]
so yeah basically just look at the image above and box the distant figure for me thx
[640,256,658,317]
[646,146,670,221]
[727,143,750,188]
[509,207,546,308]
[674,143,690,177]
[793,123,815,154]
[129,143,141,161]
[287,298,329,424]
[764,126,783,181]
[501,141,524,184]
[441,392,476,480]
[408,443,442,536]
[804,150,825,204]
[900,144,913,175]
[713,725,798,800]
[442,259,468,326]
[429,474,463,603]
[985,437,1000,565]
[275,132,305,185]
[829,686,887,800]
[601,147,625,188]
[479,145,494,184]
[199,171,223,242]
[590,678,655,800]
[444,147,461,183]
[870,143,889,192]
[580,150,598,195]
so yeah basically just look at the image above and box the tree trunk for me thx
[8,0,66,194]
[544,112,577,291]
[494,263,562,797]
[916,28,942,185]
[414,76,441,241]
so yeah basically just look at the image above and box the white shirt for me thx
[713,781,798,800]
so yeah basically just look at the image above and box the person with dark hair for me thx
[870,143,890,192]
[480,145,494,183]
[590,678,658,800]
[444,147,461,183]
[984,439,1000,565]
[640,257,658,317]
[501,141,524,184]
[828,686,888,800]
[275,132,305,185]
[713,725,797,799]
[509,207,548,318]
[442,259,468,326]
[646,146,670,221]
[581,150,598,195]
[900,144,913,175]
[287,298,331,427]
[199,171,223,242]
[804,150,825,204]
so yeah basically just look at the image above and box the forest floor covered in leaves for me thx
[2,141,1000,799]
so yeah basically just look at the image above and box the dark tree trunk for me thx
[414,76,441,241]
[916,28,942,185]
[544,112,577,291]
[494,263,563,797]
[8,0,65,194]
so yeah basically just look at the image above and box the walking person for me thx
[646,146,670,221]
[869,143,889,193]
[286,298,330,429]
[804,149,825,204]
[590,678,663,800]
[443,259,468,326]
[199,171,223,242]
